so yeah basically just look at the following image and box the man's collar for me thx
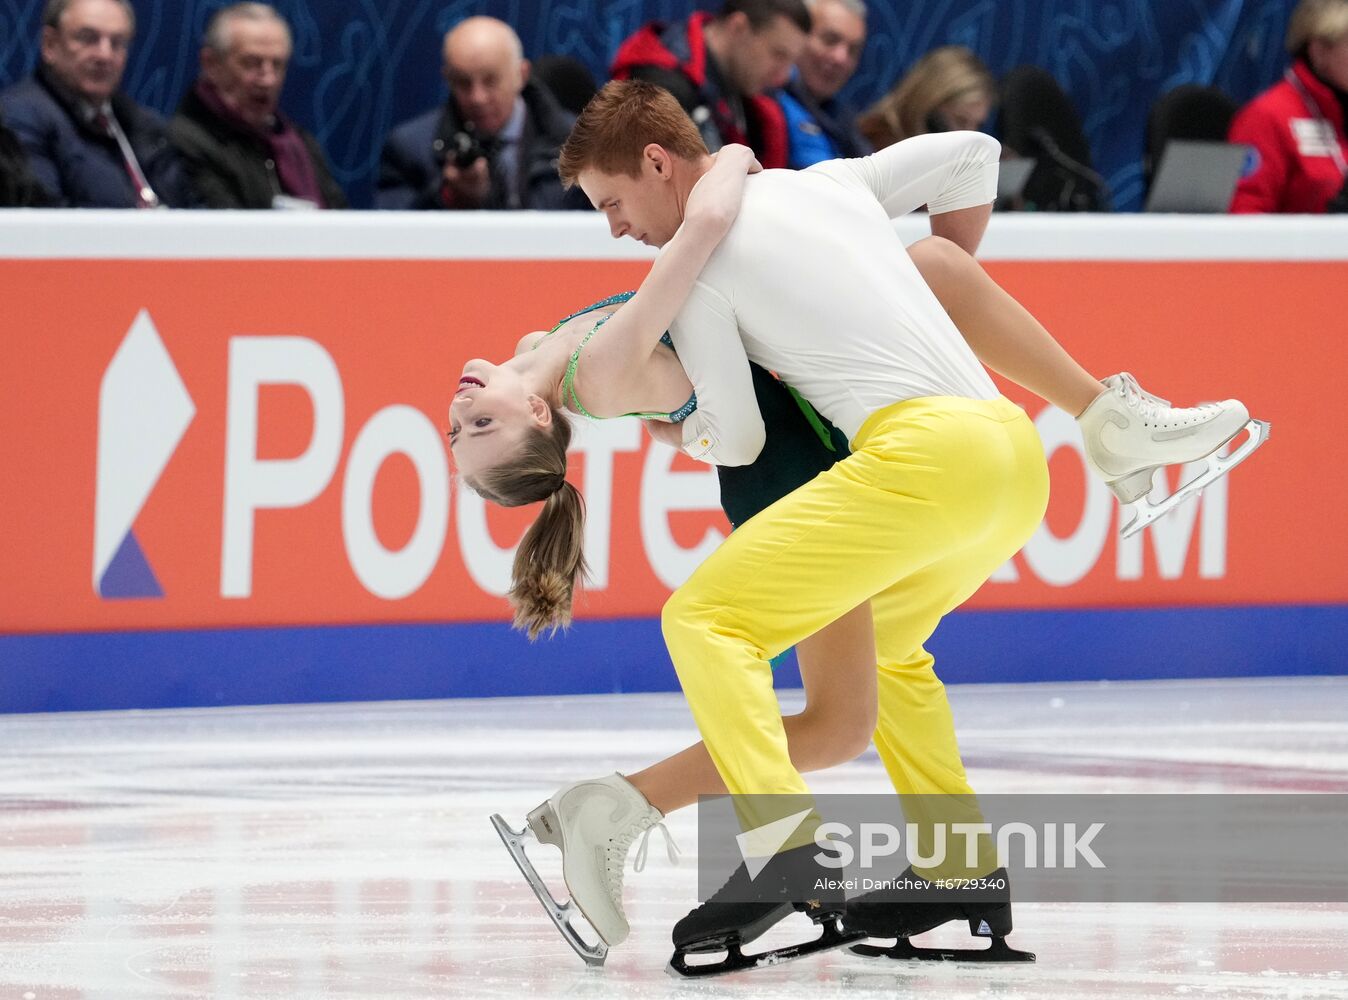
[498,96,526,143]
[80,99,114,126]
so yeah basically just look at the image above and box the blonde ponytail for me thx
[508,480,589,639]
[463,412,589,639]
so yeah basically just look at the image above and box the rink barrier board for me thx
[2,214,1345,711]
[1,604,1344,714]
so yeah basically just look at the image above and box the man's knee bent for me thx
[660,585,698,643]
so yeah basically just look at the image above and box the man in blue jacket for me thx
[1,0,195,208]
[777,0,871,168]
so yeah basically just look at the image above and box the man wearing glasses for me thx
[1,0,196,208]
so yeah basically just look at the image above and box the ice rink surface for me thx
[2,675,1346,999]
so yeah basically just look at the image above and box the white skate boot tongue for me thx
[1110,372,1171,410]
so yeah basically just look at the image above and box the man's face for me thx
[578,154,684,248]
[204,18,291,129]
[798,0,866,101]
[444,33,526,135]
[725,14,808,96]
[41,0,132,105]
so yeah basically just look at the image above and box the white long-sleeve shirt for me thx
[670,130,1002,465]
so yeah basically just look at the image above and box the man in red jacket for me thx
[611,0,810,169]
[1229,0,1348,213]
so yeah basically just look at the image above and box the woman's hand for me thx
[684,144,761,237]
[713,143,763,175]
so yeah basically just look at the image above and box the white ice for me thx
[1,675,1346,999]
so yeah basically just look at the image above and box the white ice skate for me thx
[490,772,678,966]
[1077,373,1269,538]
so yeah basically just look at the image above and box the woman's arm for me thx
[811,131,1000,251]
[583,145,758,383]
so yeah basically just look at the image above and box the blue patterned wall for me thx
[0,1,1299,209]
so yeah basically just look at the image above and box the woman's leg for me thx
[908,236,1104,417]
[626,600,878,816]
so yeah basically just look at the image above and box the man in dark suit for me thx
[0,111,47,206]
[169,2,347,209]
[0,0,194,208]
[377,17,585,210]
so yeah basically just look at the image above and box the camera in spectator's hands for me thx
[449,129,490,169]
[435,126,493,170]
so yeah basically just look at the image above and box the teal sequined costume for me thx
[549,293,850,527]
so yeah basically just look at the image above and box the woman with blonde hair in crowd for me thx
[858,45,996,150]
[1229,0,1348,212]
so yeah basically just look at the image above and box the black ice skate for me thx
[846,866,1035,963]
[667,842,865,978]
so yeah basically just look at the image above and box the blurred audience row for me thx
[1,0,1345,213]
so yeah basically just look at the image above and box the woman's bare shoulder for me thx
[514,330,549,356]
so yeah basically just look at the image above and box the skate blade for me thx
[851,936,1036,963]
[489,813,609,967]
[1119,418,1269,539]
[666,918,866,979]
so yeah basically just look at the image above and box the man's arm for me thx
[811,130,1000,253]
[3,101,65,205]
[667,279,766,467]
[375,134,434,210]
[167,120,245,208]
[927,203,991,255]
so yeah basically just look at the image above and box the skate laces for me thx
[1112,372,1214,427]
[633,820,681,873]
[604,815,680,910]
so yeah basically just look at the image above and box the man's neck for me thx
[671,154,717,225]
[702,20,729,69]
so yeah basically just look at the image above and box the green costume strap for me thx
[561,314,677,421]
[784,384,841,453]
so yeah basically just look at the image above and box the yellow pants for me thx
[662,396,1049,869]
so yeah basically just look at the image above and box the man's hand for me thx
[441,156,491,207]
[644,419,685,449]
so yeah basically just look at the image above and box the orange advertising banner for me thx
[1,236,1343,636]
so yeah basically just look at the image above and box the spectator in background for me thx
[377,17,583,210]
[0,110,48,206]
[0,0,194,208]
[611,0,810,168]
[169,2,346,209]
[778,0,870,167]
[1229,0,1348,213]
[530,54,599,117]
[857,45,996,151]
